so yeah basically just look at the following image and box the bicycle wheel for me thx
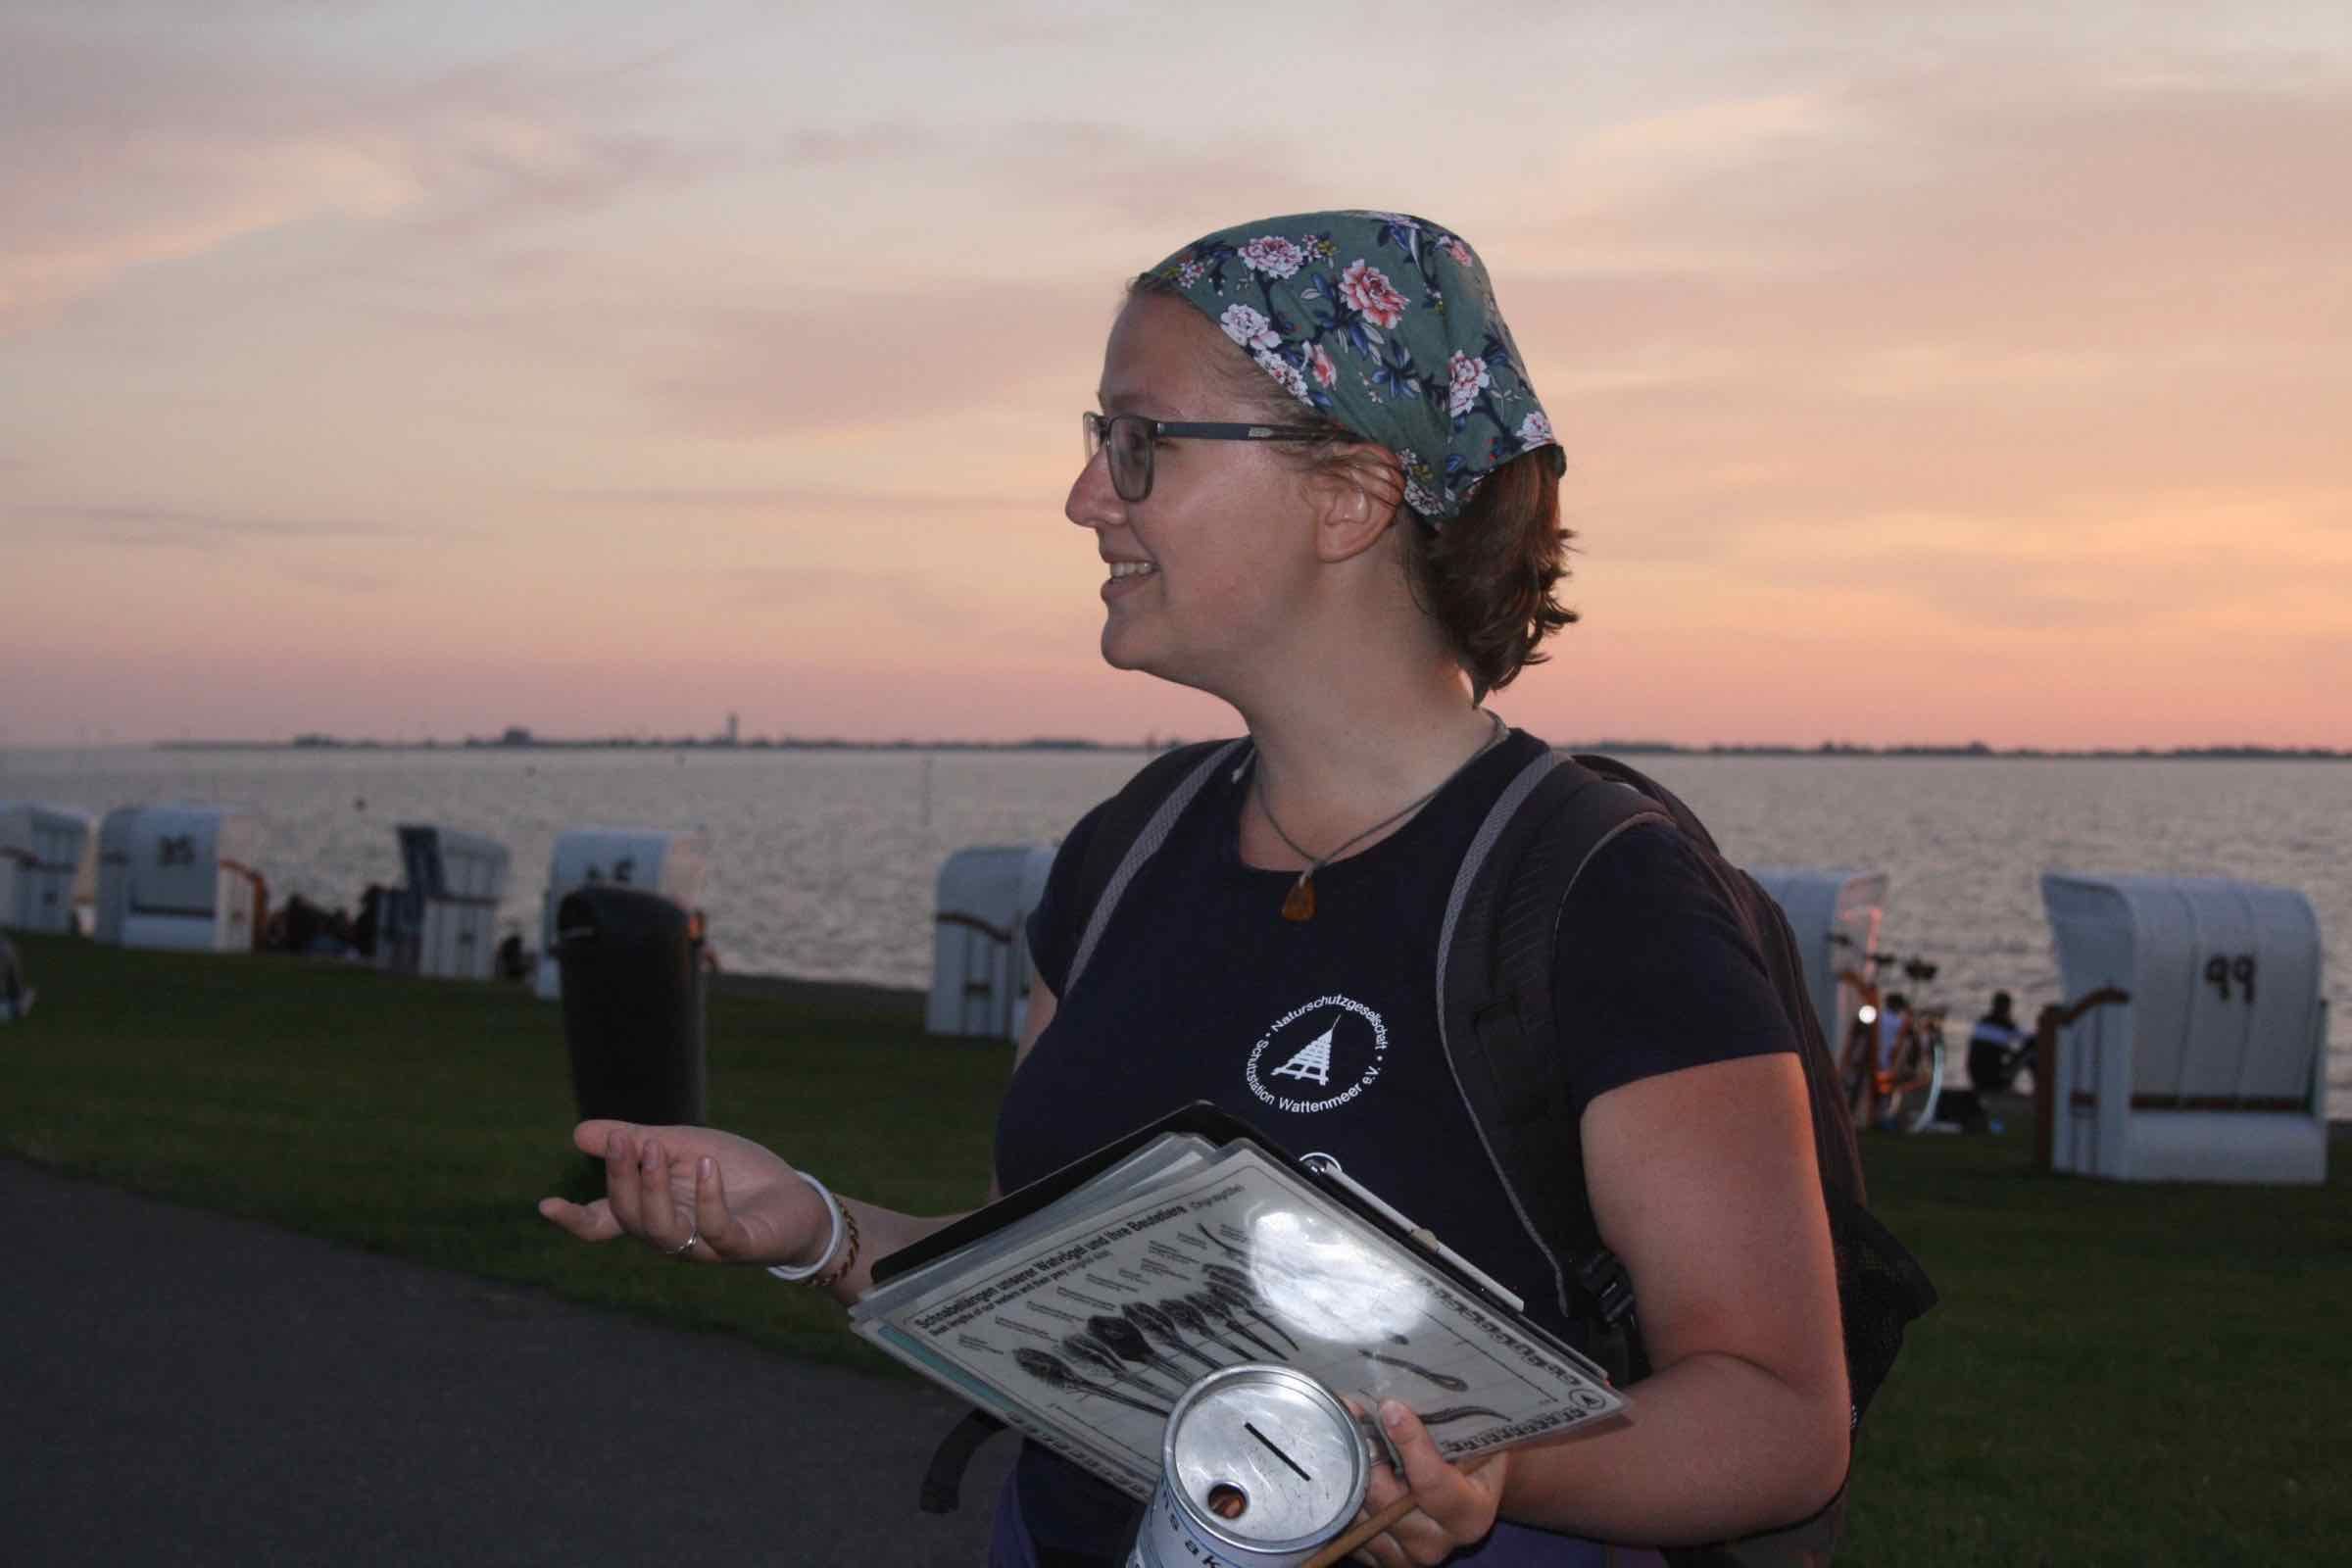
[1897,1028,1947,1133]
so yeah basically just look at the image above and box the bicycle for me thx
[1830,941,1947,1133]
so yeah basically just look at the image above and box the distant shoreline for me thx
[119,736,2352,761]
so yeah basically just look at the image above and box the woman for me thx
[540,212,1848,1566]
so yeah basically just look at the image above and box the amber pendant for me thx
[1281,874,1316,922]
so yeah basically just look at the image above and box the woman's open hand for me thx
[536,1120,833,1270]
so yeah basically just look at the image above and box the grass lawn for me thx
[4,932,2343,1563]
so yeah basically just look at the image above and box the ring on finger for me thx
[665,1224,702,1258]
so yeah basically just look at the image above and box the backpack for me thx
[1433,746,1937,1564]
[1044,737,1937,1564]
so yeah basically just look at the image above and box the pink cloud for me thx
[0,18,698,330]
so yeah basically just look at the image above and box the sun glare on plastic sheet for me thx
[1248,1204,1430,1346]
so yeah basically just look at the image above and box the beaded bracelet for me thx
[765,1171,847,1284]
[810,1202,861,1293]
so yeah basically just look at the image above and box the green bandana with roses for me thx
[1144,210,1561,523]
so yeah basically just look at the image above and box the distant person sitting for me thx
[0,933,30,1023]
[494,931,530,983]
[352,884,387,959]
[274,894,320,954]
[1968,990,2032,1096]
[268,894,355,958]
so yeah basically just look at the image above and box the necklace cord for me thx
[1250,710,1507,889]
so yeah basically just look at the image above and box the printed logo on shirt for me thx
[1245,994,1389,1114]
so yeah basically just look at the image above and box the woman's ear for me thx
[1309,446,1407,564]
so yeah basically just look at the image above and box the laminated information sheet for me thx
[852,1120,1626,1499]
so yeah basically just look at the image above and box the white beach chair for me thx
[926,845,1056,1041]
[93,805,267,953]
[2041,871,2328,1184]
[0,803,96,935]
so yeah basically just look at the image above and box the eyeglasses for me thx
[1082,411,1339,504]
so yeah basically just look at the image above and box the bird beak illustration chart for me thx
[852,1116,1625,1499]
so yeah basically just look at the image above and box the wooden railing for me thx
[2034,986,2130,1171]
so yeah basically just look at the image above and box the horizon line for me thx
[8,734,2343,760]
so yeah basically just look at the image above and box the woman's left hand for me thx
[1348,1400,1510,1566]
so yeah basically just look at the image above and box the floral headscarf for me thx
[1143,210,1562,523]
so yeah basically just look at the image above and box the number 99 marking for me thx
[2203,954,2258,1004]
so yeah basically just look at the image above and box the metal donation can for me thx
[1127,1363,1370,1568]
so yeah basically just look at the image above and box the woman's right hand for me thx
[536,1120,836,1270]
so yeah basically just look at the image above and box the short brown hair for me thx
[1401,449,1576,696]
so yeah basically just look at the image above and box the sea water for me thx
[6,746,2346,1112]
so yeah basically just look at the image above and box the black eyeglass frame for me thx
[1082,411,1344,503]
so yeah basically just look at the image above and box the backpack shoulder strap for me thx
[1572,755,1869,1207]
[1567,753,1721,853]
[1062,738,1247,1000]
[1436,749,1672,1333]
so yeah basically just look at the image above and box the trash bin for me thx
[556,885,707,1127]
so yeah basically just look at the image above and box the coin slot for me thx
[1245,1420,1313,1482]
[1205,1482,1250,1519]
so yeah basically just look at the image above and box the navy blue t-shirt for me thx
[997,731,1794,1563]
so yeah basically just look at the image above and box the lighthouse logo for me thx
[1245,995,1389,1115]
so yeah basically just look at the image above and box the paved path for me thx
[3,1160,1013,1566]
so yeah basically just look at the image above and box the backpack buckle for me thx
[1573,1248,1637,1330]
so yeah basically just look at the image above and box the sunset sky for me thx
[5,2,2347,749]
